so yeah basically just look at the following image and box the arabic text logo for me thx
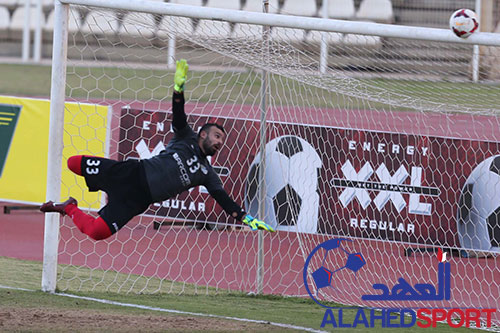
[361,248,450,302]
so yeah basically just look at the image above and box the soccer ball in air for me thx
[244,135,322,233]
[457,155,500,253]
[449,9,479,38]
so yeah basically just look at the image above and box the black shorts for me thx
[81,156,152,233]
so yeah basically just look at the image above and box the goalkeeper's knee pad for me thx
[68,155,83,176]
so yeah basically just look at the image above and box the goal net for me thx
[47,0,499,327]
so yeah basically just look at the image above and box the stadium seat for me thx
[234,0,279,39]
[233,0,279,39]
[45,7,80,33]
[80,10,119,35]
[281,0,317,17]
[205,0,241,10]
[356,0,393,23]
[309,0,355,45]
[242,0,279,14]
[0,6,9,29]
[0,0,20,15]
[7,0,54,31]
[327,0,355,20]
[157,15,194,38]
[41,0,54,12]
[194,0,239,38]
[172,0,203,33]
[0,0,20,5]
[271,0,316,42]
[10,6,38,30]
[157,0,201,39]
[119,12,156,38]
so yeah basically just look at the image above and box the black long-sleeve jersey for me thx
[142,92,245,221]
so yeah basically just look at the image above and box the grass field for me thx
[2,63,500,113]
[0,256,476,332]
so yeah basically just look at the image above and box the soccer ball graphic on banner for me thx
[449,9,479,38]
[457,155,500,252]
[244,135,322,233]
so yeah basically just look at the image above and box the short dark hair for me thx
[198,123,225,138]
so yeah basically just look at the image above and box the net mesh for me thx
[56,3,499,328]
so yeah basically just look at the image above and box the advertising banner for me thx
[119,107,500,247]
[0,104,21,177]
[0,96,109,208]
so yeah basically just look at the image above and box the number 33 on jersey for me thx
[86,158,101,175]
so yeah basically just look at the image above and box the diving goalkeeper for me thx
[40,59,275,240]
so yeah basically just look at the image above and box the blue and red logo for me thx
[303,239,496,329]
[303,238,366,308]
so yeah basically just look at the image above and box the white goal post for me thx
[43,0,500,327]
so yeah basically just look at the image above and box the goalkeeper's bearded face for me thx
[200,127,225,156]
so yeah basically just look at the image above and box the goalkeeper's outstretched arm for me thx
[172,59,188,132]
[173,59,274,233]
[214,191,276,232]
[172,91,187,131]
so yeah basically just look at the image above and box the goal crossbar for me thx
[60,0,500,46]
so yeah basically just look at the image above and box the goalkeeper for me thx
[40,59,275,240]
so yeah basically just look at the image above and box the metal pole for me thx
[167,15,176,69]
[472,0,482,82]
[319,0,328,73]
[33,0,43,62]
[256,0,270,295]
[41,0,69,293]
[22,0,32,62]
